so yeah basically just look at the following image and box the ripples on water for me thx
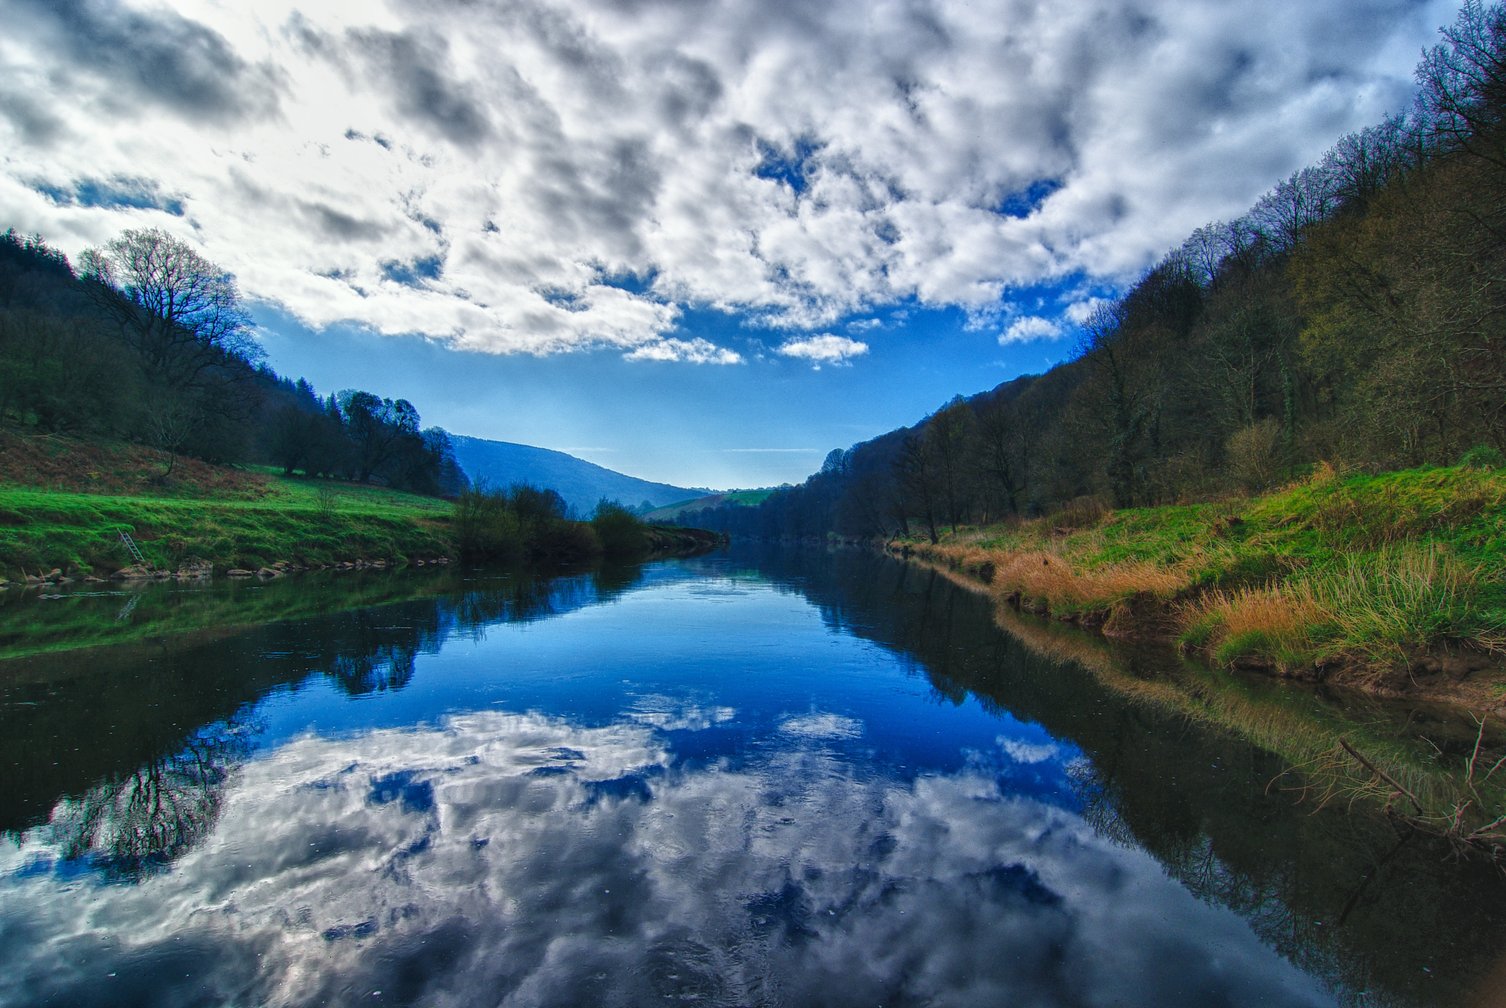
[0,550,1501,1007]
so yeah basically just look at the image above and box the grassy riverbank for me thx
[0,433,720,583]
[894,462,1506,709]
[911,552,1506,860]
[0,477,454,582]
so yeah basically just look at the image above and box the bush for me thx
[453,484,608,564]
[591,500,648,559]
[1459,444,1506,470]
[1226,418,1283,490]
[453,488,524,563]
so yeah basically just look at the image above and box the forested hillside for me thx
[0,227,465,495]
[682,1,1506,542]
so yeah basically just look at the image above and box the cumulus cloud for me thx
[0,0,1447,359]
[624,337,743,364]
[5,0,283,123]
[1000,315,1063,345]
[777,334,870,367]
[1065,296,1115,326]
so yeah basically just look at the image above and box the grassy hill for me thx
[644,488,775,522]
[0,430,451,580]
[0,431,728,584]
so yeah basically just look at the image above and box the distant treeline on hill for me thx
[682,2,1506,543]
[0,226,465,495]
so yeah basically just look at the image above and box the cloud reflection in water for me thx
[0,707,1330,1007]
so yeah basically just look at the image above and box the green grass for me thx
[903,463,1506,680]
[645,488,775,522]
[0,475,454,580]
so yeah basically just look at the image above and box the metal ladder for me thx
[119,531,148,566]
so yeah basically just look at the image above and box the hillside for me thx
[451,436,706,515]
[0,433,454,583]
[643,489,775,523]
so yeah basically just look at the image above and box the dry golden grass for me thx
[988,549,1185,610]
[1180,544,1504,672]
[1183,583,1326,669]
[906,539,1188,614]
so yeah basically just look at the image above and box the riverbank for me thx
[0,481,455,585]
[0,431,723,585]
[900,548,1506,861]
[889,462,1506,714]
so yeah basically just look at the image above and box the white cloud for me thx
[999,737,1060,765]
[777,334,869,367]
[0,0,1449,359]
[1065,297,1115,327]
[1000,316,1063,345]
[624,337,742,364]
[779,712,864,740]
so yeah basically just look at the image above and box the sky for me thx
[0,0,1464,489]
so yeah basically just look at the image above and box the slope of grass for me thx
[897,463,1506,694]
[0,476,454,580]
[644,488,775,522]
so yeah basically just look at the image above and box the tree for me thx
[82,228,258,389]
[976,395,1030,518]
[591,499,648,558]
[80,228,264,465]
[339,390,421,484]
[1075,302,1152,508]
[894,434,940,544]
[924,396,977,533]
[1415,0,1506,170]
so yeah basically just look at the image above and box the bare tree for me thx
[83,228,258,391]
[1415,0,1506,170]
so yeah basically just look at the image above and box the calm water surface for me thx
[1,549,1503,1007]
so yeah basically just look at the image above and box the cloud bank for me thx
[0,0,1449,362]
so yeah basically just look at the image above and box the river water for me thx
[1,548,1502,1007]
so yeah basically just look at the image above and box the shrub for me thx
[453,488,524,563]
[1225,418,1283,490]
[591,500,648,559]
[1048,496,1107,531]
[1459,444,1506,470]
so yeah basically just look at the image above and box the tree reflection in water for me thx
[43,719,255,878]
[4,565,651,867]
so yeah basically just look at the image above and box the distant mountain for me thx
[450,435,709,515]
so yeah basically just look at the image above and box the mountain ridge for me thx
[450,435,710,515]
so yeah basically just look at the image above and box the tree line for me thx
[682,1,1506,543]
[453,485,651,564]
[0,226,464,495]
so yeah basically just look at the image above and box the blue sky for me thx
[253,297,1087,488]
[0,0,1462,487]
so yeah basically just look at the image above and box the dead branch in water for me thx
[1339,738,1425,817]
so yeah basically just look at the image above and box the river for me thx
[1,547,1502,1007]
